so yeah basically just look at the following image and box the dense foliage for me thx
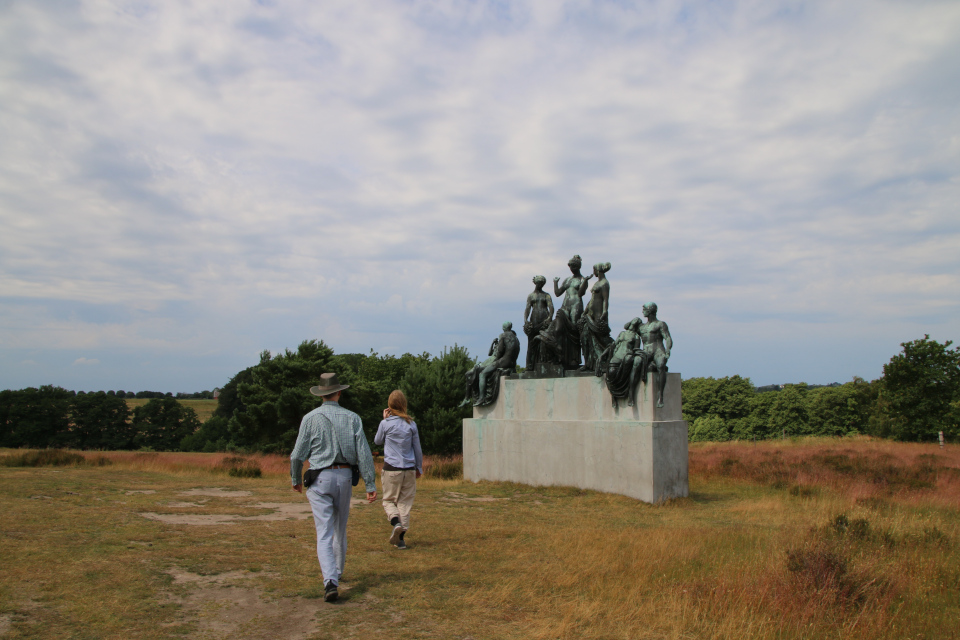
[0,390,199,451]
[684,378,880,442]
[685,335,958,443]
[189,340,473,454]
[2,335,956,450]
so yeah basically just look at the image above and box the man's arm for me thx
[289,414,312,488]
[352,414,378,500]
[661,322,672,358]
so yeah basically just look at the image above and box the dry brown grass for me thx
[0,438,957,639]
[690,436,960,507]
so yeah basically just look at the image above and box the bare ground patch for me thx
[162,568,387,639]
[162,568,318,639]
[179,488,253,498]
[440,492,508,503]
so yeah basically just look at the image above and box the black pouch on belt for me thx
[303,468,322,488]
[351,465,360,487]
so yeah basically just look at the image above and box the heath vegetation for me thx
[1,438,957,639]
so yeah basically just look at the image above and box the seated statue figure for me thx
[637,302,673,408]
[596,317,646,408]
[459,322,521,407]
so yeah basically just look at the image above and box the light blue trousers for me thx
[306,467,353,586]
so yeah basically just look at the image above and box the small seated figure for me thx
[596,317,646,408]
[459,322,521,407]
[637,302,672,408]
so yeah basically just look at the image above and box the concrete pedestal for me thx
[463,372,689,503]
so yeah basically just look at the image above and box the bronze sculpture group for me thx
[463,255,673,408]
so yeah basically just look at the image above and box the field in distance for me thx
[125,398,218,422]
[0,438,958,639]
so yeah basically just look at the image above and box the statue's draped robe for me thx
[538,309,581,369]
[579,314,613,371]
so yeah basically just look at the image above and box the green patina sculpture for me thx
[578,262,613,371]
[460,321,521,407]
[596,317,645,408]
[535,255,590,369]
[523,276,554,370]
[637,302,673,407]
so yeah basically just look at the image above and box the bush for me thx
[214,456,262,478]
[423,456,463,480]
[0,449,85,467]
[690,415,729,442]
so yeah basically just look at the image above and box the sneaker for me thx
[324,581,338,602]
[396,539,408,550]
[389,524,403,546]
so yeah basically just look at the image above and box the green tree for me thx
[877,335,960,441]
[743,389,780,439]
[769,383,810,436]
[335,350,430,443]
[681,375,755,440]
[228,340,338,452]
[805,378,877,437]
[69,391,133,449]
[180,415,231,452]
[689,415,729,442]
[133,398,200,451]
[0,386,72,448]
[400,345,474,454]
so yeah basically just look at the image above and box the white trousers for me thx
[306,467,352,586]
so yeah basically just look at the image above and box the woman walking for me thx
[374,390,423,549]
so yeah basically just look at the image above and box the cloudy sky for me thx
[1,0,958,393]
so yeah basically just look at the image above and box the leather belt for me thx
[324,464,352,470]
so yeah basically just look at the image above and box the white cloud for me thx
[0,0,958,389]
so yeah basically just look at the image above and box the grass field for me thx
[124,398,219,423]
[1,438,958,639]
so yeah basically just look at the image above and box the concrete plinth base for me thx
[463,373,689,503]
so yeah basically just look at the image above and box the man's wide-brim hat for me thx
[310,372,350,396]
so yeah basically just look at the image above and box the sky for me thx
[1,0,958,394]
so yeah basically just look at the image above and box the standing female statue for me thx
[536,255,591,369]
[523,276,554,370]
[578,262,612,371]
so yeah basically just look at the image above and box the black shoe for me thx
[324,581,338,602]
[396,539,407,550]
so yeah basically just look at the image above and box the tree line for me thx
[0,340,475,455]
[685,335,959,443]
[1,335,957,452]
[0,390,199,451]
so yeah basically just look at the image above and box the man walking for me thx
[291,372,377,603]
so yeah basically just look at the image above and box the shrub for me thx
[214,456,262,478]
[689,415,729,442]
[424,456,462,480]
[0,449,85,467]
